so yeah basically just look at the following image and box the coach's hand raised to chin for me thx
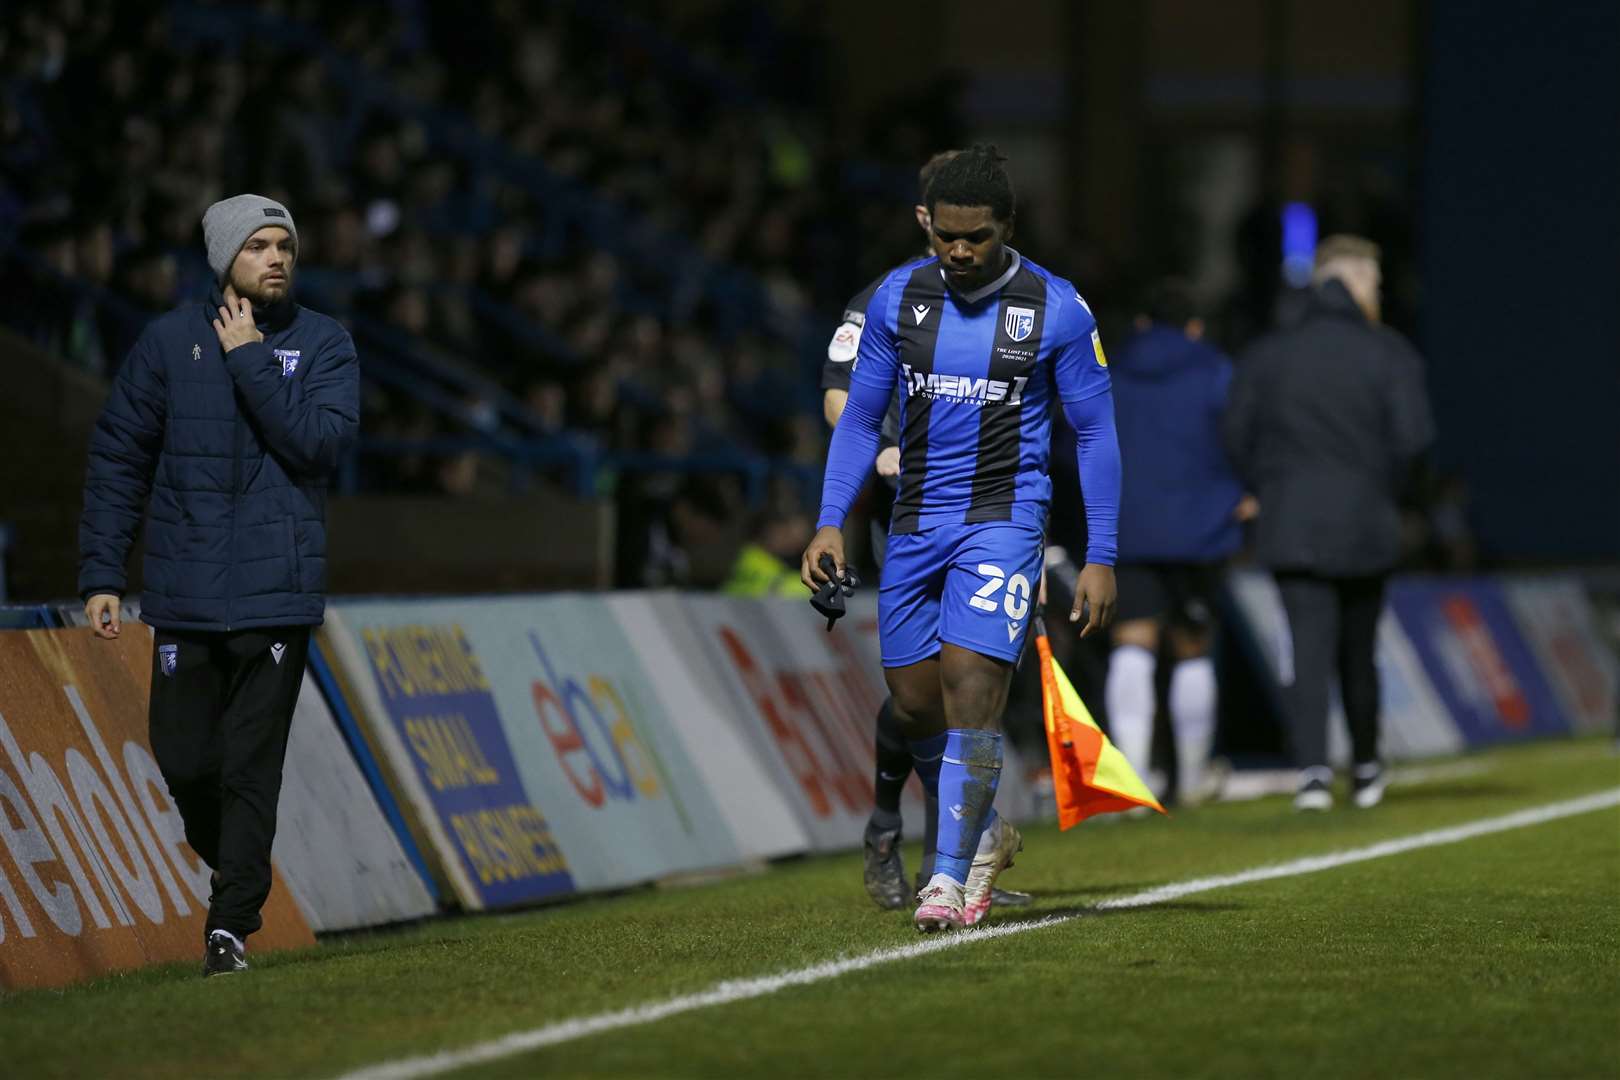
[1070,563,1117,638]
[800,525,847,593]
[212,284,264,352]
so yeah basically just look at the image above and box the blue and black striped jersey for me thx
[821,249,1112,538]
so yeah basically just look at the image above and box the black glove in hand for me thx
[810,553,860,632]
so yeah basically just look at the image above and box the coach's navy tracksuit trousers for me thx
[147,627,309,939]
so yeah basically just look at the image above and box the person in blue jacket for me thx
[78,193,359,976]
[1105,279,1252,805]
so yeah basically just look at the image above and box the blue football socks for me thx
[933,729,1003,885]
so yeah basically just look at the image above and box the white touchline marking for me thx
[334,788,1620,1080]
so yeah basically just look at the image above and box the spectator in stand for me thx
[723,501,813,597]
[1105,279,1252,804]
[632,474,735,590]
[2,217,78,356]
[1,0,957,504]
[1224,235,1435,812]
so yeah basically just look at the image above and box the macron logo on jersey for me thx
[901,362,1027,406]
[912,304,931,325]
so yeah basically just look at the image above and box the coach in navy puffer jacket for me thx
[79,199,358,631]
[79,194,359,964]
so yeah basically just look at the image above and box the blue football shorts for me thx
[878,521,1045,668]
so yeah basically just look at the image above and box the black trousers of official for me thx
[1275,573,1387,771]
[147,626,308,939]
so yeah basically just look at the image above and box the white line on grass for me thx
[335,787,1620,1080]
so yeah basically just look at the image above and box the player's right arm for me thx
[80,327,167,638]
[803,279,901,590]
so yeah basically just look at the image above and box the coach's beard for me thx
[232,273,295,312]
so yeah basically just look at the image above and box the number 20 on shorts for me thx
[968,564,1031,620]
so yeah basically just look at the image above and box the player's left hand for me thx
[1070,563,1116,638]
[213,285,264,352]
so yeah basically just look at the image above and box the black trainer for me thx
[203,929,247,977]
[862,823,909,909]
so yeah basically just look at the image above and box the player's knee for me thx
[1112,618,1160,651]
[1168,634,1211,661]
[939,670,1008,729]
[887,684,940,730]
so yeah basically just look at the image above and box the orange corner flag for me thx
[1035,617,1166,829]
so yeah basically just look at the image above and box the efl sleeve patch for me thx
[1090,328,1108,368]
[827,310,866,363]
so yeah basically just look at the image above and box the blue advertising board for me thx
[326,611,577,909]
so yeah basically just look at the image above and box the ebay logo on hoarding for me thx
[528,632,665,812]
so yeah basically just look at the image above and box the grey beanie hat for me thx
[201,194,298,282]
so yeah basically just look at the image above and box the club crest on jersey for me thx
[158,644,178,677]
[273,348,301,377]
[1004,306,1035,343]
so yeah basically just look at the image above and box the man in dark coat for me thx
[79,193,359,974]
[1224,235,1434,812]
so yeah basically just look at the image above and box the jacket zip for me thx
[227,395,243,631]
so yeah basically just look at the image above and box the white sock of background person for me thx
[1169,656,1217,799]
[1105,644,1156,786]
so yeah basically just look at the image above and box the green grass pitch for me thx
[4,738,1616,1079]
